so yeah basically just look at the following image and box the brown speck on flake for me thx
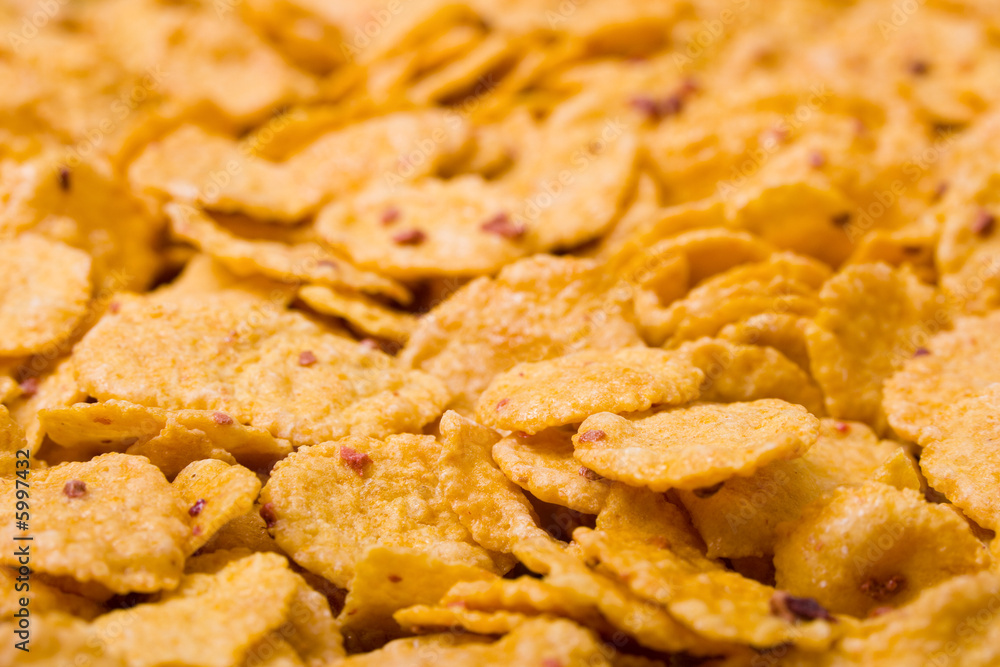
[298,350,317,366]
[913,347,931,357]
[388,574,402,583]
[770,591,835,623]
[192,525,203,536]
[868,605,895,618]
[108,301,121,314]
[260,503,278,528]
[18,377,39,397]
[496,398,509,411]
[94,416,112,425]
[213,412,234,425]
[189,499,207,517]
[932,181,948,202]
[860,574,906,601]
[57,165,71,191]
[392,229,425,245]
[381,207,400,225]
[340,446,371,476]
[831,212,852,227]
[971,209,995,237]
[693,481,724,498]
[901,245,923,256]
[808,151,826,168]
[578,429,606,443]
[541,658,563,667]
[647,535,671,549]
[908,60,930,76]
[833,421,851,433]
[63,480,87,498]
[578,466,603,482]
[481,212,526,240]
[318,259,338,270]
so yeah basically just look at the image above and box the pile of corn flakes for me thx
[3,0,1000,664]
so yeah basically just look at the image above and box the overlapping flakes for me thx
[3,0,1000,663]
[573,399,819,491]
[72,291,449,446]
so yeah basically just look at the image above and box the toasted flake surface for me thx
[173,459,262,553]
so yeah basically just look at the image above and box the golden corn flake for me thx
[795,572,1000,667]
[198,509,284,556]
[872,447,924,493]
[0,452,188,593]
[677,419,897,559]
[677,338,825,415]
[918,385,1000,531]
[168,203,410,303]
[394,605,539,635]
[93,552,301,667]
[261,435,498,588]
[640,228,776,287]
[0,612,127,667]
[72,292,449,446]
[595,483,706,558]
[340,618,612,667]
[512,538,721,655]
[8,356,85,452]
[298,284,417,344]
[339,546,496,651]
[0,405,26,477]
[437,411,547,553]
[493,429,610,515]
[573,400,819,491]
[574,528,838,650]
[475,347,704,434]
[173,459,262,554]
[883,311,1000,443]
[401,255,642,413]
[0,234,92,357]
[652,253,829,346]
[282,580,346,667]
[40,400,292,471]
[773,483,990,617]
[0,567,103,621]
[806,263,944,429]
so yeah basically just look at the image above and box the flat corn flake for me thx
[437,411,548,553]
[240,637,303,667]
[338,546,497,651]
[784,572,1000,667]
[0,234,92,357]
[918,385,1000,531]
[677,338,825,415]
[718,313,813,371]
[806,263,945,430]
[493,429,610,515]
[651,253,830,347]
[574,528,838,650]
[883,311,1000,443]
[677,419,901,559]
[173,459,262,554]
[72,292,449,446]
[168,204,410,303]
[401,255,642,413]
[512,538,725,655]
[282,580,346,667]
[133,110,467,223]
[40,400,292,472]
[872,447,924,493]
[298,284,417,344]
[260,435,499,589]
[773,483,990,617]
[317,175,531,280]
[475,347,704,435]
[93,552,301,667]
[573,400,820,492]
[339,618,613,667]
[0,452,188,593]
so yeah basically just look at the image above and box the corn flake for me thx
[573,400,819,491]
[173,459,262,554]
